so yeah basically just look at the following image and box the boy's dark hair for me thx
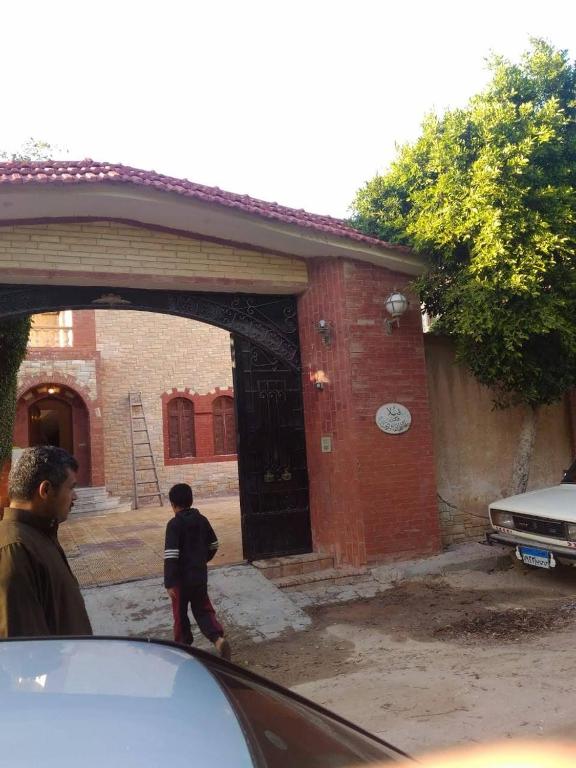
[168,483,193,509]
[8,446,79,501]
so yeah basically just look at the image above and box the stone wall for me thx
[425,335,574,546]
[18,358,98,400]
[94,309,238,501]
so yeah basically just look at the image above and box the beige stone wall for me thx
[18,359,98,400]
[0,221,308,290]
[94,309,238,500]
[425,336,574,546]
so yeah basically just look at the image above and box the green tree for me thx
[0,318,31,465]
[0,139,64,468]
[352,40,576,493]
[0,137,65,162]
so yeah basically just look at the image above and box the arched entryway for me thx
[15,383,92,487]
[29,397,73,451]
[4,285,309,560]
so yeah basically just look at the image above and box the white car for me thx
[487,459,576,569]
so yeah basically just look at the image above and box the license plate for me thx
[517,546,552,569]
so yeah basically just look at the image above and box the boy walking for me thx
[164,483,231,660]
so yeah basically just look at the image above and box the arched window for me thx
[168,398,196,458]
[213,396,236,455]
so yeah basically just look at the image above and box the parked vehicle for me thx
[486,458,576,569]
[0,637,409,766]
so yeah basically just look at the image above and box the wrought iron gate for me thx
[233,336,312,561]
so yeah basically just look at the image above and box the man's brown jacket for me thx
[0,508,92,637]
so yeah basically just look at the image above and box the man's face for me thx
[39,468,78,522]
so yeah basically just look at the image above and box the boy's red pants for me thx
[169,584,224,645]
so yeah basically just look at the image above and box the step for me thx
[73,495,111,506]
[252,552,335,580]
[75,487,108,496]
[272,566,368,589]
[70,500,133,517]
[74,491,110,502]
[72,497,127,513]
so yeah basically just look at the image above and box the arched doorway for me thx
[15,383,92,487]
[29,397,73,452]
[4,285,308,560]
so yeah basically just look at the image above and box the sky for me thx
[1,0,574,219]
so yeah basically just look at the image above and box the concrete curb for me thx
[370,541,511,587]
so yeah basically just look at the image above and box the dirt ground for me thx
[221,563,576,755]
[86,550,576,755]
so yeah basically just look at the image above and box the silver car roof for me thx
[0,638,253,768]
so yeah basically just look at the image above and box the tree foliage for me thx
[0,317,31,464]
[0,137,65,162]
[352,40,576,409]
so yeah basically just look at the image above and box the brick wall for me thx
[299,258,441,567]
[425,335,574,545]
[19,357,98,401]
[94,309,238,501]
[0,221,308,292]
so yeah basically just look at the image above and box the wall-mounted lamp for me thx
[384,292,409,334]
[316,319,332,346]
[310,370,330,390]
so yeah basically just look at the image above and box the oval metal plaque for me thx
[376,403,412,434]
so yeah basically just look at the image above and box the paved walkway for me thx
[60,495,242,588]
[84,565,311,644]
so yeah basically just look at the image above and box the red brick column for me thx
[298,258,441,567]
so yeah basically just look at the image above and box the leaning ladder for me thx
[128,391,163,509]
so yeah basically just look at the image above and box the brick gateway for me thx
[0,161,441,567]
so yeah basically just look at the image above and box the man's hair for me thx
[8,446,79,501]
[168,483,193,508]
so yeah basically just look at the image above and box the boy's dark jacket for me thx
[164,507,218,588]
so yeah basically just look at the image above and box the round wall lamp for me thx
[384,292,409,334]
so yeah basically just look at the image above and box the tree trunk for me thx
[510,406,539,496]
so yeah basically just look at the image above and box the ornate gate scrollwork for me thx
[0,285,301,370]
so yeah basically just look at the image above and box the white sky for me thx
[1,0,574,219]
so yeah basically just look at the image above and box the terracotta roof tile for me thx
[0,160,403,251]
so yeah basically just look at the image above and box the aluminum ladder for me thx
[128,391,163,508]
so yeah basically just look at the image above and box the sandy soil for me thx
[108,559,576,755]
[227,565,576,755]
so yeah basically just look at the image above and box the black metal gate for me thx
[0,283,312,561]
[233,335,312,561]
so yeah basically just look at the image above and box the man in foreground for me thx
[0,446,92,637]
[164,482,230,660]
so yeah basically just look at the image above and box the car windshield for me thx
[562,458,576,484]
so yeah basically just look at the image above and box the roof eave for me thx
[0,182,425,276]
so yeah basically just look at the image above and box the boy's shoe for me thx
[215,637,231,661]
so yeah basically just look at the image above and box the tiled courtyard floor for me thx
[59,495,243,588]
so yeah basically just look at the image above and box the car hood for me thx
[490,484,576,521]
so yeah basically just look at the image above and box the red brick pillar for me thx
[298,258,441,567]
